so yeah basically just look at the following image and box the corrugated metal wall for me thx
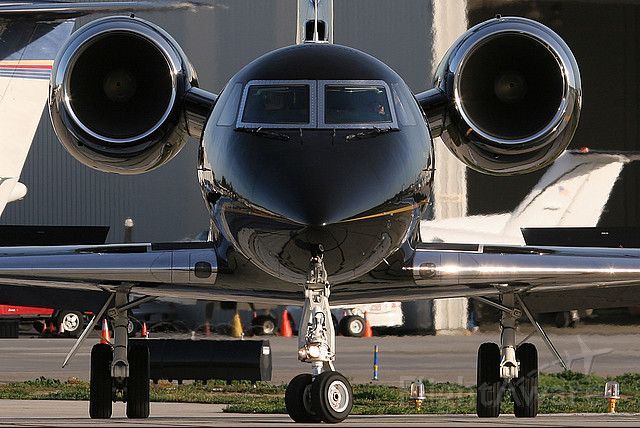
[0,0,436,243]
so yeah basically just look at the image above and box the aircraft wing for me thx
[1,240,640,313]
[0,1,207,21]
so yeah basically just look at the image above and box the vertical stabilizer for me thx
[296,0,333,44]
[0,19,75,217]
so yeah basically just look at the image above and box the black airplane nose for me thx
[242,131,400,226]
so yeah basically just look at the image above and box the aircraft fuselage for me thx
[199,43,434,284]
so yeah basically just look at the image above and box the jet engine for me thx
[49,16,198,174]
[420,16,581,175]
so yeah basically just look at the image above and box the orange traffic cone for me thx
[100,319,111,344]
[363,312,373,338]
[280,309,293,337]
[48,321,57,336]
[141,322,149,338]
[204,319,211,337]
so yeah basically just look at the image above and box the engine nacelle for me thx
[425,16,581,175]
[49,16,198,174]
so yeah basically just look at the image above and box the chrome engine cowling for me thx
[429,16,581,175]
[49,16,198,174]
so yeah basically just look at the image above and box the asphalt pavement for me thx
[1,327,639,386]
[2,326,640,425]
[0,400,638,426]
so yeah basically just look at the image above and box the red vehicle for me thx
[0,304,87,337]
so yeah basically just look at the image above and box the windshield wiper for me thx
[235,127,290,141]
[345,127,398,141]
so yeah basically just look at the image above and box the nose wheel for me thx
[286,252,353,423]
[285,371,353,424]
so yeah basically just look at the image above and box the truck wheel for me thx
[339,315,365,337]
[33,320,45,334]
[252,315,277,335]
[59,311,84,338]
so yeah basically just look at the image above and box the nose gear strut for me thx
[285,252,353,423]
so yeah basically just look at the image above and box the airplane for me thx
[4,0,640,423]
[421,149,640,245]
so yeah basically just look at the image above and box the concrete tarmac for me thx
[0,400,638,426]
[1,328,640,386]
[2,329,640,425]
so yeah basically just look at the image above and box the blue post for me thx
[372,345,379,381]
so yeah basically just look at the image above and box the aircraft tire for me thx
[512,343,538,417]
[126,343,150,418]
[339,315,365,337]
[285,373,321,422]
[310,371,353,423]
[89,344,113,419]
[476,342,501,418]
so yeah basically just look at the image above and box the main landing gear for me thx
[285,252,353,423]
[88,291,152,419]
[475,293,567,418]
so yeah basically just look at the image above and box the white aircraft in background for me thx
[422,149,640,245]
[0,19,73,217]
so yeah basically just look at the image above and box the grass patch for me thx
[1,372,639,414]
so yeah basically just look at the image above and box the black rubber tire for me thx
[89,344,113,419]
[126,344,150,418]
[512,343,538,418]
[252,315,277,335]
[476,342,501,418]
[310,371,353,423]
[339,315,365,338]
[285,373,321,422]
[58,311,84,338]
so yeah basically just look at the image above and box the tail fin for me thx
[421,150,635,244]
[501,150,632,236]
[0,20,75,217]
[296,0,333,44]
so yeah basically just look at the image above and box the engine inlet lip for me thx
[62,28,177,145]
[453,29,570,146]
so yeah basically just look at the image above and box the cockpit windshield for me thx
[241,85,310,124]
[324,85,392,125]
[236,80,397,129]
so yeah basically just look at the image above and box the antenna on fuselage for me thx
[296,0,333,44]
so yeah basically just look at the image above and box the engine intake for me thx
[421,17,581,175]
[50,16,198,174]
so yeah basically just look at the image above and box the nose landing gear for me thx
[285,253,353,423]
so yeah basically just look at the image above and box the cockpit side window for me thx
[217,83,243,127]
[237,80,317,128]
